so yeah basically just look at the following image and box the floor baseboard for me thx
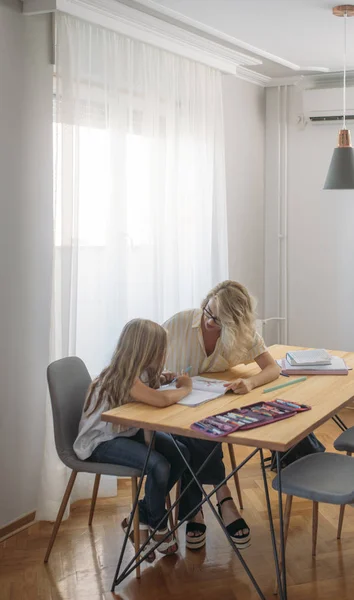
[0,511,36,542]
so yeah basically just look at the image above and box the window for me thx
[54,124,156,248]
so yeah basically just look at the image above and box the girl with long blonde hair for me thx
[74,318,192,561]
[163,281,280,551]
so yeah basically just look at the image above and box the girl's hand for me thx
[160,371,176,385]
[224,378,254,394]
[176,375,192,391]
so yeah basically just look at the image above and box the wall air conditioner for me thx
[302,87,354,125]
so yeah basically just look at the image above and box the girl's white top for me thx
[73,383,142,460]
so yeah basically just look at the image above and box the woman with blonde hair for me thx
[74,318,192,561]
[163,280,280,551]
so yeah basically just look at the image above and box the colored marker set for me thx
[191,398,311,438]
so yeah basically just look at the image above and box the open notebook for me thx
[160,376,229,407]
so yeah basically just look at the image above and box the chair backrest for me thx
[47,357,92,466]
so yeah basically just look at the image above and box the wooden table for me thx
[102,345,354,600]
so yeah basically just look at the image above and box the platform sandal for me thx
[121,517,156,563]
[151,527,178,555]
[185,510,206,550]
[216,496,251,550]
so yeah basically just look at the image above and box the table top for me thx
[102,345,354,452]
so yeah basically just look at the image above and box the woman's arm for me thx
[225,351,281,394]
[249,351,281,388]
[130,375,192,408]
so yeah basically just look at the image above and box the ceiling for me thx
[126,0,354,79]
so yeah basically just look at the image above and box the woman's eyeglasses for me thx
[203,306,221,327]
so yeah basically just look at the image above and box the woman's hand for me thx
[160,371,177,385]
[224,378,254,394]
[176,374,193,391]
[224,352,280,395]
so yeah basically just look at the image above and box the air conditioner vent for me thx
[309,114,354,122]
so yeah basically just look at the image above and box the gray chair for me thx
[45,357,141,576]
[334,426,354,538]
[272,452,354,558]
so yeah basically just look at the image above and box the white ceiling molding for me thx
[130,0,329,74]
[265,76,304,88]
[300,71,354,91]
[236,66,271,87]
[264,71,354,91]
[22,0,268,82]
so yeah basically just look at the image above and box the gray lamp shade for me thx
[324,146,354,189]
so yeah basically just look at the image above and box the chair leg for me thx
[44,470,77,563]
[228,444,244,510]
[283,495,293,544]
[132,477,141,579]
[274,494,293,595]
[312,501,319,556]
[166,493,174,530]
[174,479,181,528]
[88,474,101,526]
[337,505,346,539]
[337,452,351,539]
[337,452,352,540]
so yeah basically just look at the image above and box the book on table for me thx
[285,349,332,366]
[277,356,348,375]
[160,376,229,406]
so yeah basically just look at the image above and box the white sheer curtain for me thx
[37,13,228,520]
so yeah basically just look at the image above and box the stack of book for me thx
[277,349,348,375]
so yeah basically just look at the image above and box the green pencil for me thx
[263,376,307,394]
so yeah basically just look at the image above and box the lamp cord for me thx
[344,11,347,129]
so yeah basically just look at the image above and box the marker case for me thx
[191,398,310,438]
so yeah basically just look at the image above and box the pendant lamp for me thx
[324,5,354,189]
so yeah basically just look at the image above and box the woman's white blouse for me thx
[163,309,267,376]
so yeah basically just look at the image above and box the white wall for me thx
[222,75,266,317]
[265,84,354,351]
[0,0,53,528]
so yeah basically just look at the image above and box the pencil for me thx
[263,376,307,394]
[170,366,192,384]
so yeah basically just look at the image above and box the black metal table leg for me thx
[111,431,156,590]
[276,451,287,600]
[112,437,263,594]
[112,436,285,600]
[332,414,348,431]
[170,437,267,600]
[113,441,260,587]
[259,449,284,600]
[112,438,223,587]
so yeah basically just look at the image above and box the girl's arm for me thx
[160,371,176,385]
[225,351,281,394]
[130,375,192,408]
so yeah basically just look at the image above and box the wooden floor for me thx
[2,410,354,600]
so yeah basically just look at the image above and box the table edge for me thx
[102,396,354,452]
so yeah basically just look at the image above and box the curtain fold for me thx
[37,13,228,521]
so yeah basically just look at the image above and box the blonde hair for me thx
[201,280,256,356]
[85,318,167,416]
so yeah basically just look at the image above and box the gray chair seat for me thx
[66,456,141,478]
[334,426,354,453]
[272,452,354,505]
